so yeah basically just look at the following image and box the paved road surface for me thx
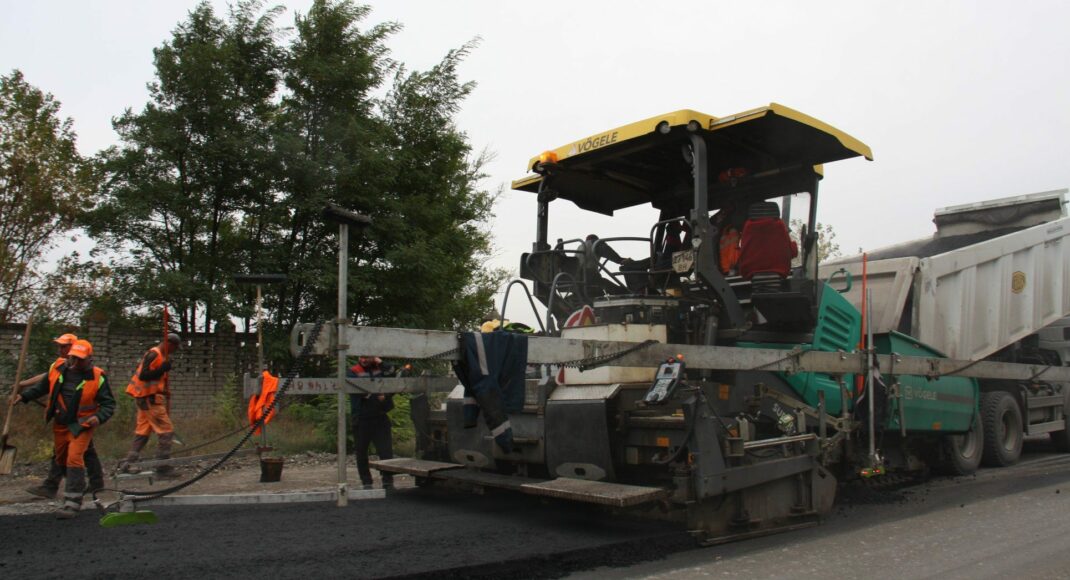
[578,440,1070,579]
[3,441,1069,579]
[0,487,690,579]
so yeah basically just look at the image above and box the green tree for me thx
[38,253,138,324]
[0,70,92,323]
[790,219,842,264]
[267,2,499,333]
[266,0,399,332]
[371,41,502,329]
[83,0,500,342]
[86,0,282,333]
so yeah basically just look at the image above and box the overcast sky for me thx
[3,1,1068,324]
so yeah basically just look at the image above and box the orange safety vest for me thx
[47,365,105,420]
[247,371,279,434]
[719,227,741,274]
[126,346,169,398]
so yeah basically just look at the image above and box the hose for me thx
[94,319,328,506]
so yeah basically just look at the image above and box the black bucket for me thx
[259,457,284,482]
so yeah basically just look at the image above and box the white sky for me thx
[3,1,1069,326]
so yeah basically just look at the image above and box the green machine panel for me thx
[739,284,861,415]
[738,286,976,433]
[875,332,977,433]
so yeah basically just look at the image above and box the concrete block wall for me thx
[0,319,257,417]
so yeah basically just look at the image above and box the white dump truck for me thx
[821,189,1070,466]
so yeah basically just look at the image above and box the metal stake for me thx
[866,288,877,466]
[336,223,349,507]
[818,390,826,443]
[256,283,266,449]
[319,202,371,508]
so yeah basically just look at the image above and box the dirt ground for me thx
[0,450,407,515]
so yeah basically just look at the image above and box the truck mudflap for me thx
[369,458,669,508]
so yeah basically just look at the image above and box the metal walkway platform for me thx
[370,458,668,508]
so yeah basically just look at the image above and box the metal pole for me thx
[818,390,826,443]
[535,179,550,252]
[866,288,876,466]
[336,223,349,507]
[257,284,266,449]
[256,284,264,372]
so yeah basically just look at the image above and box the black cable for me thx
[170,423,251,457]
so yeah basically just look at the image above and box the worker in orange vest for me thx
[17,334,106,500]
[119,333,181,474]
[11,339,116,519]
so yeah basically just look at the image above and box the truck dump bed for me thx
[820,190,1070,360]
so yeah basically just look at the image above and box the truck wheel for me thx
[1050,387,1070,452]
[938,411,983,475]
[981,391,1024,467]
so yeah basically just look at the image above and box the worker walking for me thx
[348,356,394,490]
[120,333,181,474]
[11,339,115,519]
[19,334,105,499]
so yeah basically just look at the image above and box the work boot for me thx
[119,435,150,473]
[62,467,86,513]
[25,485,58,500]
[43,455,65,491]
[85,442,105,492]
[55,506,79,520]
[361,483,374,491]
[154,432,175,475]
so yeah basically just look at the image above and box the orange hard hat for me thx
[53,333,78,345]
[68,339,93,359]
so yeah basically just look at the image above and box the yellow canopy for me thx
[512,103,871,215]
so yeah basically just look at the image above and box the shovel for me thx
[0,314,34,475]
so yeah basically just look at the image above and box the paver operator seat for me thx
[738,201,797,281]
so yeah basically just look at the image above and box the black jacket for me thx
[347,363,395,419]
[21,363,116,434]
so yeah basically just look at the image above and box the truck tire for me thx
[937,411,983,475]
[981,391,1023,467]
[1050,387,1070,452]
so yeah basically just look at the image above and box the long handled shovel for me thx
[0,313,35,474]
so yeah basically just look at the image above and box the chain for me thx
[554,339,660,371]
[391,336,659,373]
[424,346,461,361]
[748,347,807,372]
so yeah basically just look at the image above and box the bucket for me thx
[259,457,284,482]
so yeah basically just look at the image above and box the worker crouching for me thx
[12,339,115,519]
[121,333,181,474]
